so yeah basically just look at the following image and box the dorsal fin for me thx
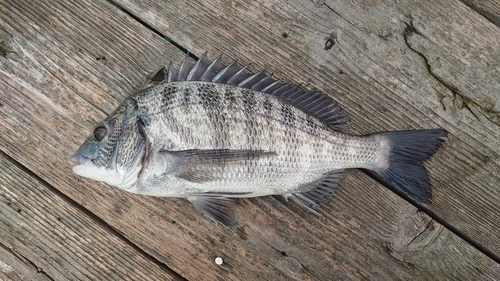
[165,53,349,130]
[200,53,225,82]
[186,52,211,81]
[166,62,178,82]
[177,53,195,81]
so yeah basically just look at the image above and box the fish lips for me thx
[72,153,91,165]
[71,138,107,174]
[71,150,106,178]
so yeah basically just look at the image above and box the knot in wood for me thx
[281,256,302,274]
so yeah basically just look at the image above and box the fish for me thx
[72,52,447,230]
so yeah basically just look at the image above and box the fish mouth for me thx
[71,153,96,176]
[72,153,91,165]
[71,152,123,186]
[71,142,145,190]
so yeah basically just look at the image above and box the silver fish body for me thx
[73,53,447,229]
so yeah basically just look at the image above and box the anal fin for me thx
[188,196,238,231]
[288,169,344,215]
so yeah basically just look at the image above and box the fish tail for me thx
[373,129,447,203]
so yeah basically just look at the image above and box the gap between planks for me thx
[0,150,187,281]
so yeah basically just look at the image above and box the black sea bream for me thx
[72,53,447,230]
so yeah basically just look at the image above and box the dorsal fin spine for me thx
[164,53,350,130]
[177,53,194,81]
[186,52,207,81]
[167,62,178,82]
[227,63,252,86]
[200,53,224,81]
[238,70,266,87]
[261,80,283,93]
[212,59,239,83]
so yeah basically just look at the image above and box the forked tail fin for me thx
[374,129,447,203]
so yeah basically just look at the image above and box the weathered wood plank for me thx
[0,0,499,280]
[0,153,181,281]
[113,0,500,257]
[0,244,52,281]
[461,0,500,25]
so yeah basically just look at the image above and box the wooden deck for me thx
[1,0,499,280]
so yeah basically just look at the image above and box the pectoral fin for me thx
[188,196,238,231]
[162,149,276,183]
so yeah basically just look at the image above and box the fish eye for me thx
[93,126,107,142]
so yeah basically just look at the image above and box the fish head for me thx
[72,99,146,190]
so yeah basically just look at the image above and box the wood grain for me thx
[113,0,500,258]
[461,0,500,25]
[0,0,499,280]
[0,153,182,281]
[0,244,52,281]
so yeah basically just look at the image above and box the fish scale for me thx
[72,53,447,230]
[135,82,382,191]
